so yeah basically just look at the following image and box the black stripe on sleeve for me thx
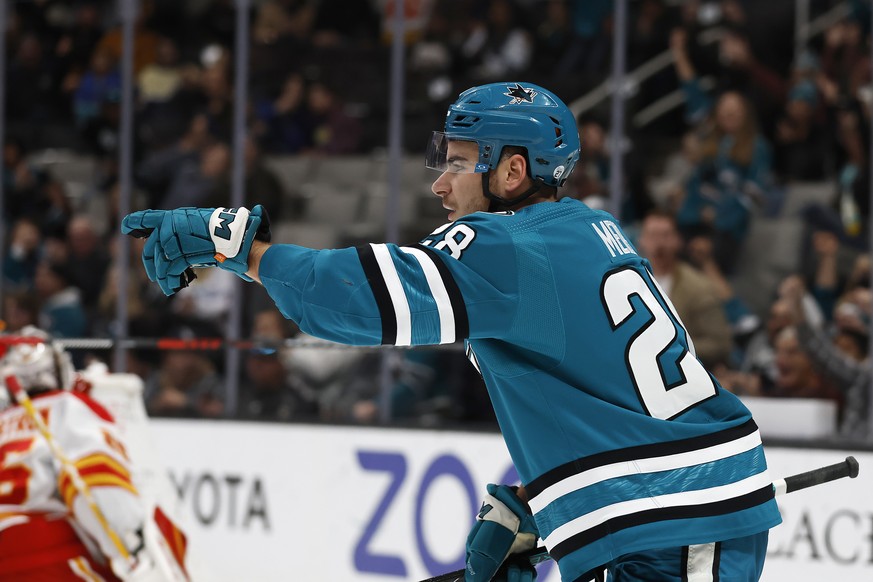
[413,243,470,341]
[356,244,397,345]
[527,419,759,499]
[549,484,774,561]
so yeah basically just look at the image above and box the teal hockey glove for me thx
[121,205,271,296]
[465,484,539,582]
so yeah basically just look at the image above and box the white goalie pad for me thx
[84,366,208,580]
[112,506,190,582]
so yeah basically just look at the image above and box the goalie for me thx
[0,327,188,581]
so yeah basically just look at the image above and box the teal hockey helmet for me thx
[426,82,581,190]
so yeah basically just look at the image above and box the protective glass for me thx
[425,132,490,174]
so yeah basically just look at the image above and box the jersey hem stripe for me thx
[548,484,774,560]
[527,418,758,498]
[528,431,764,513]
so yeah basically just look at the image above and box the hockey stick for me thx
[3,371,134,565]
[421,456,860,582]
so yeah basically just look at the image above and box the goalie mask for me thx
[1,326,75,395]
[425,82,581,206]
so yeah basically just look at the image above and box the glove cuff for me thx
[212,206,264,279]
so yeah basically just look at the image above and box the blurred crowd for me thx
[1,0,872,440]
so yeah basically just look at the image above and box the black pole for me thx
[609,0,629,220]
[379,0,407,424]
[225,0,251,418]
[113,0,137,372]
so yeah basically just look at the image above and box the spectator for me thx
[554,0,611,75]
[207,137,296,220]
[801,228,854,319]
[563,115,654,223]
[2,291,41,333]
[685,231,760,340]
[34,260,87,338]
[530,0,574,76]
[3,218,42,290]
[783,276,870,439]
[54,2,105,84]
[772,325,842,407]
[135,114,213,206]
[97,235,168,334]
[648,130,702,212]
[710,26,789,138]
[168,141,230,209]
[136,39,201,153]
[637,210,733,368]
[239,346,319,421]
[39,180,73,240]
[72,49,121,154]
[238,309,316,422]
[832,99,869,242]
[66,215,110,310]
[2,137,50,223]
[249,0,313,100]
[672,27,773,272]
[563,115,609,209]
[774,79,828,180]
[628,0,673,69]
[149,322,225,418]
[460,0,533,82]
[94,0,160,75]
[254,72,309,154]
[195,60,234,142]
[136,120,230,209]
[303,80,363,155]
[7,33,62,127]
[818,18,868,110]
[737,295,797,394]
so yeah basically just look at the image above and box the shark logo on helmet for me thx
[504,83,537,104]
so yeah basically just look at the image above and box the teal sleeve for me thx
[259,243,385,345]
[258,214,520,347]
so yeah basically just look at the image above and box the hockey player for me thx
[0,327,188,581]
[123,82,782,581]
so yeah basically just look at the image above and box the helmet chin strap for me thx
[482,173,543,210]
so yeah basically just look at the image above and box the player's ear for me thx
[505,153,528,189]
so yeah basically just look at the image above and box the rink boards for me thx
[146,420,872,582]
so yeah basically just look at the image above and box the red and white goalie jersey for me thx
[0,388,187,581]
[0,328,191,581]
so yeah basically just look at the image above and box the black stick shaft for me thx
[775,456,859,495]
[422,457,861,582]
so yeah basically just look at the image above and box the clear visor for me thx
[425,132,490,174]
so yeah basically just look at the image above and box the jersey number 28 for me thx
[601,267,716,420]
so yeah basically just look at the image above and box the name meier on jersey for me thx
[591,219,636,258]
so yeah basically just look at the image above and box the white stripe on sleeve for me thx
[371,244,412,346]
[401,246,456,344]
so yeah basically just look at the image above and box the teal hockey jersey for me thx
[258,197,782,580]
